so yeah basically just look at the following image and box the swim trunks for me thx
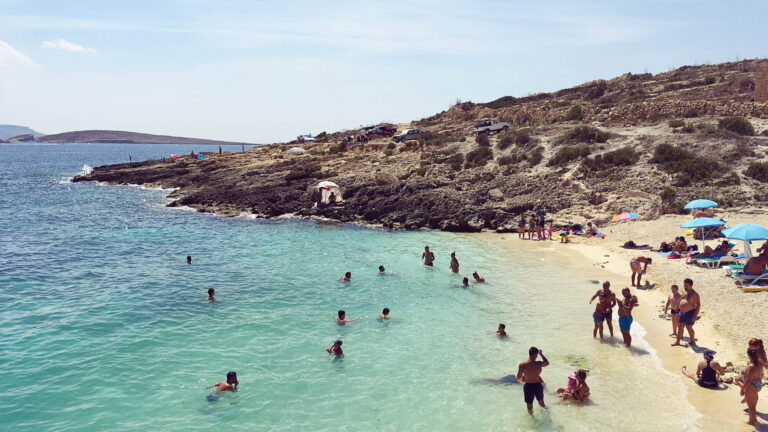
[669,308,679,314]
[592,312,605,323]
[630,259,642,273]
[619,315,633,331]
[603,310,613,321]
[679,309,696,326]
[523,382,544,404]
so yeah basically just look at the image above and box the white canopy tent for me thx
[316,181,343,205]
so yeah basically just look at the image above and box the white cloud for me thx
[0,40,38,68]
[42,38,96,53]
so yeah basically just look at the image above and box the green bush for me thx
[586,82,607,100]
[498,155,515,166]
[580,147,639,173]
[386,142,396,150]
[555,126,610,145]
[668,119,685,128]
[739,79,756,92]
[548,145,591,167]
[414,167,428,177]
[422,133,453,147]
[465,146,494,168]
[528,146,544,166]
[476,133,491,147]
[650,143,721,185]
[564,105,583,121]
[715,171,741,186]
[497,132,514,150]
[718,116,754,136]
[745,161,768,182]
[514,128,532,146]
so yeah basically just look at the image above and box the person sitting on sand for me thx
[559,227,571,243]
[516,347,549,415]
[589,281,616,340]
[322,340,344,357]
[422,246,435,266]
[187,255,192,264]
[630,256,652,287]
[335,310,360,325]
[616,287,638,347]
[672,278,700,347]
[379,308,390,320]
[518,215,526,239]
[378,265,385,274]
[209,371,238,392]
[672,237,688,254]
[449,252,459,273]
[556,369,589,401]
[462,277,469,287]
[341,272,352,281]
[741,348,764,426]
[744,250,768,275]
[664,285,682,336]
[585,222,599,237]
[206,288,215,302]
[472,271,485,282]
[497,323,507,339]
[681,350,723,388]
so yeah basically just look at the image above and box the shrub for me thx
[650,143,721,185]
[586,82,607,100]
[445,153,464,171]
[745,162,768,182]
[668,119,685,128]
[423,133,454,147]
[704,76,716,85]
[476,133,491,147]
[718,116,754,136]
[564,105,583,121]
[484,96,517,109]
[528,146,544,166]
[386,142,396,150]
[683,108,700,118]
[414,167,428,177]
[498,155,515,166]
[497,132,514,150]
[465,146,494,168]
[514,128,532,146]
[555,126,610,145]
[580,147,640,173]
[715,171,741,186]
[548,145,591,167]
[739,79,756,92]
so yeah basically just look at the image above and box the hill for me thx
[75,59,768,231]
[32,130,251,145]
[0,124,42,140]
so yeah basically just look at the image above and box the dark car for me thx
[367,126,397,137]
[393,128,431,143]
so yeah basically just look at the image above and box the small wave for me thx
[80,164,93,175]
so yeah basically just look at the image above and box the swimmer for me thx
[378,265,385,274]
[422,246,435,266]
[322,340,344,356]
[473,271,485,282]
[341,272,351,281]
[206,288,215,302]
[186,255,192,264]
[497,323,507,338]
[209,371,238,392]
[379,307,391,320]
[334,310,360,325]
[449,252,459,273]
[462,277,469,287]
[487,374,521,384]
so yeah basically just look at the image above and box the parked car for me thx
[473,118,509,135]
[393,128,431,143]
[366,125,397,137]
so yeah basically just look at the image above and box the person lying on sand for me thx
[630,257,651,287]
[422,246,435,266]
[334,310,360,325]
[473,271,485,282]
[206,288,215,302]
[497,323,507,339]
[340,272,351,281]
[681,350,723,388]
[672,238,688,253]
[744,250,768,275]
[556,369,589,401]
[672,278,700,347]
[209,372,238,392]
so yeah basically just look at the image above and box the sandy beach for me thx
[472,209,768,430]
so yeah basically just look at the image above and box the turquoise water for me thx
[1,143,700,431]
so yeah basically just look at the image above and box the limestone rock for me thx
[374,172,398,185]
[488,189,504,201]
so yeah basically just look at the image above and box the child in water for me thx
[209,371,238,392]
[556,369,589,401]
[322,340,344,357]
[379,307,391,320]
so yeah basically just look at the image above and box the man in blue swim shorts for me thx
[672,278,701,347]
[589,281,616,340]
[617,287,638,347]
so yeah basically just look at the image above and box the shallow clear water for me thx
[1,143,700,431]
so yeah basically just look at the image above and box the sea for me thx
[0,143,701,431]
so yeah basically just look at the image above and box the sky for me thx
[1,0,768,143]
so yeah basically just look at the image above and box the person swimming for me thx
[322,340,344,357]
[186,255,192,264]
[379,307,390,320]
[206,288,215,302]
[378,265,385,274]
[341,271,351,281]
[209,371,238,393]
[334,310,360,325]
[462,277,469,287]
[473,271,485,282]
[497,323,507,338]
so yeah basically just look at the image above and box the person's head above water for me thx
[334,339,342,347]
[345,272,351,279]
[208,288,214,297]
[226,371,238,384]
[462,277,469,286]
[498,323,505,330]
[186,256,192,264]
[382,307,389,315]
[338,310,345,319]
[577,369,588,380]
[424,245,430,251]
[379,265,385,273]
[529,346,539,358]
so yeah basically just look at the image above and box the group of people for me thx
[589,281,638,347]
[518,207,551,240]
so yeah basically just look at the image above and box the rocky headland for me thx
[74,59,768,231]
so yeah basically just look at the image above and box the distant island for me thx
[1,129,253,145]
[0,124,43,140]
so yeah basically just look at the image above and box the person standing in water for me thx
[518,215,527,239]
[209,371,238,392]
[589,281,616,340]
[186,256,192,264]
[378,265,385,274]
[672,278,700,347]
[462,277,469,287]
[334,310,360,325]
[517,347,549,414]
[616,287,638,347]
[449,252,459,273]
[206,288,215,302]
[322,340,344,357]
[422,246,435,266]
[630,256,652,287]
[664,285,682,336]
[497,324,507,339]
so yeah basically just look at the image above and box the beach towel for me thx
[655,251,672,257]
[667,252,682,259]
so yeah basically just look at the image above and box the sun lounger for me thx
[734,271,768,285]
[738,273,768,292]
[695,254,743,269]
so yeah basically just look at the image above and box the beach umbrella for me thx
[683,199,718,210]
[680,217,726,250]
[611,212,641,222]
[721,224,768,260]
[197,153,204,159]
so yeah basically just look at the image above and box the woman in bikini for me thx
[741,348,764,425]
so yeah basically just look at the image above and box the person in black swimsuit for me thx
[681,350,724,388]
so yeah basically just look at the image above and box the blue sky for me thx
[1,0,767,142]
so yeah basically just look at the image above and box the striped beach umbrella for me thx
[611,212,642,223]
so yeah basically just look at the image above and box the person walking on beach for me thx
[616,287,638,347]
[449,252,459,273]
[741,348,764,426]
[519,215,526,239]
[664,285,682,336]
[681,350,723,388]
[218,146,222,155]
[334,310,360,325]
[672,278,700,347]
[630,256,652,287]
[589,281,616,340]
[422,246,435,266]
[517,347,549,414]
[209,371,238,392]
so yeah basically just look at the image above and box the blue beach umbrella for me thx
[683,199,718,210]
[721,224,768,259]
[680,217,726,249]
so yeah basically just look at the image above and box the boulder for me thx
[488,188,504,201]
[375,172,399,185]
